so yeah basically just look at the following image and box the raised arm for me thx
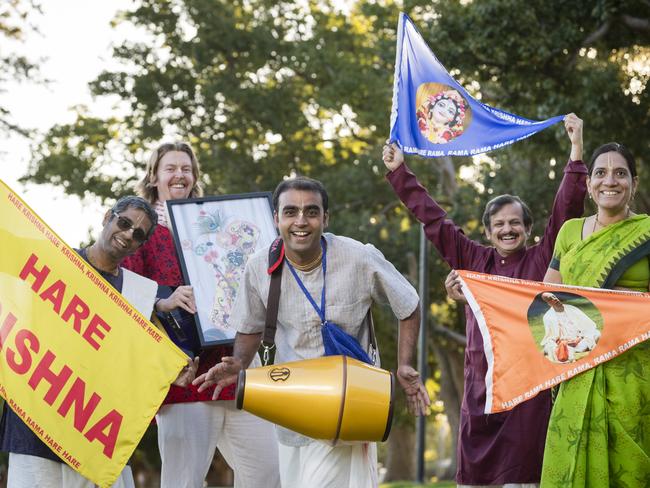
[383,143,487,269]
[537,114,588,261]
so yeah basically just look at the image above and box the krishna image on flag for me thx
[415,83,472,144]
[390,13,564,157]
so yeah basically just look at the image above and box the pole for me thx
[416,226,429,483]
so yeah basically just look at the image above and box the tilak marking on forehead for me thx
[607,152,614,170]
[280,191,322,210]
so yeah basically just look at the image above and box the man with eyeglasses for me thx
[0,196,197,488]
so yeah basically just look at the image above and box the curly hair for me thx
[136,142,204,203]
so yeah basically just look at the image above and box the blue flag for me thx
[390,13,564,158]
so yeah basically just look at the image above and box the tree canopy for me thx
[20,0,650,479]
[0,0,41,136]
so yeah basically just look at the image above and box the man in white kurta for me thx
[194,176,429,488]
[540,292,601,363]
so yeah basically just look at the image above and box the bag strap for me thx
[285,238,327,323]
[262,237,284,364]
[263,270,282,345]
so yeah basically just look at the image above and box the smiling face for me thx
[98,206,154,262]
[484,202,530,257]
[274,189,328,265]
[153,150,195,202]
[430,98,458,125]
[588,151,637,215]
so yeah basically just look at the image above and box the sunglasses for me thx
[112,211,148,243]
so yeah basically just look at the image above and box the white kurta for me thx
[230,233,419,487]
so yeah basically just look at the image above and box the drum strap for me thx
[262,269,281,364]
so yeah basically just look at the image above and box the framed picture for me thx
[167,192,277,347]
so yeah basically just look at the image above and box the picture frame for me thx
[167,192,277,347]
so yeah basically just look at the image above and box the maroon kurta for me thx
[122,224,235,403]
[387,160,587,485]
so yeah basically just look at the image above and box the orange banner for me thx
[458,270,650,414]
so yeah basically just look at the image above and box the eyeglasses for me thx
[112,211,148,243]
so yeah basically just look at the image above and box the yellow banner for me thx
[0,180,188,487]
[458,270,650,414]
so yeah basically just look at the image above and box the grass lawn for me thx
[381,481,456,488]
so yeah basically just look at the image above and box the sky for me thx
[1,0,133,247]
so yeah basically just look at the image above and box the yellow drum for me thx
[236,355,394,443]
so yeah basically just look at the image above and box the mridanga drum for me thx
[236,355,394,443]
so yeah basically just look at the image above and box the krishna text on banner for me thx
[0,181,188,487]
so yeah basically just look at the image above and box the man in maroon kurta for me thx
[382,115,587,486]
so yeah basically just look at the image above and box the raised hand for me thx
[564,113,583,161]
[382,142,405,172]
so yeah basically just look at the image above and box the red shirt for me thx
[122,224,235,403]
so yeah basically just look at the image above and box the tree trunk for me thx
[384,417,415,481]
[431,337,465,480]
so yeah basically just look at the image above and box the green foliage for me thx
[419,0,650,223]
[20,1,650,469]
[0,0,41,135]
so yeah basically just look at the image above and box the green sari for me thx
[541,215,650,487]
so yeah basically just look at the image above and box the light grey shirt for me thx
[230,232,419,446]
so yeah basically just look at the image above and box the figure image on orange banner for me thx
[457,270,650,416]
[527,291,602,363]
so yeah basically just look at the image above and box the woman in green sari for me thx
[541,142,650,487]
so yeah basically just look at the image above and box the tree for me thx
[22,0,650,481]
[0,0,41,136]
